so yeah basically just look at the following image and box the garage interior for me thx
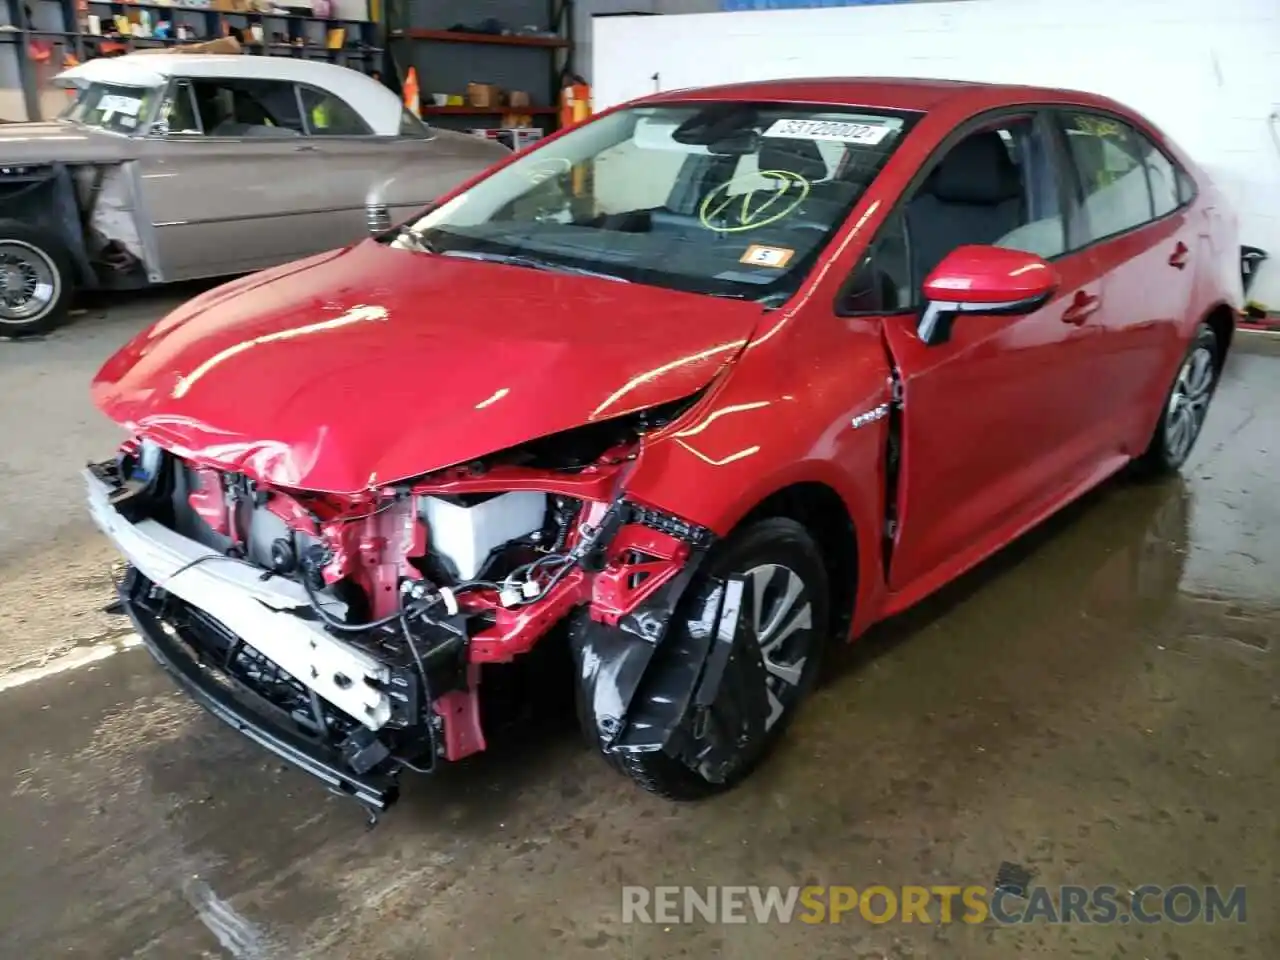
[1,0,1278,958]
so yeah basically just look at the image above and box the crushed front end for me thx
[87,417,715,814]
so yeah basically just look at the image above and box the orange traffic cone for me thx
[403,67,420,118]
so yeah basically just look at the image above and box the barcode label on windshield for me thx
[762,118,891,145]
[99,94,143,117]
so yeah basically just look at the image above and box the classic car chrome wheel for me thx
[0,240,60,326]
[1164,343,1215,463]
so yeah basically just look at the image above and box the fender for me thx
[569,540,717,754]
[0,163,95,286]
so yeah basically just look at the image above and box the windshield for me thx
[394,102,914,301]
[60,82,159,135]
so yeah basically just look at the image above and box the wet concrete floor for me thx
[1,309,1277,958]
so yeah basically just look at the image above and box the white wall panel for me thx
[594,0,1280,304]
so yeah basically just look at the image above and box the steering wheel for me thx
[698,170,811,233]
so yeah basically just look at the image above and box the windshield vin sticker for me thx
[740,244,795,268]
[762,118,891,145]
[98,94,143,117]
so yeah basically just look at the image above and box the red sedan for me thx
[87,78,1241,812]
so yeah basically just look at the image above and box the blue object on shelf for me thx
[720,0,922,9]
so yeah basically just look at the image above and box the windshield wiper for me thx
[439,249,629,283]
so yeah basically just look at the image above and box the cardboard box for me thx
[133,36,243,55]
[507,89,530,108]
[466,82,502,109]
[469,127,543,152]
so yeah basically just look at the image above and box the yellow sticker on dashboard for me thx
[740,244,795,268]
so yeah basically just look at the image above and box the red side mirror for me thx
[923,244,1058,306]
[917,245,1060,346]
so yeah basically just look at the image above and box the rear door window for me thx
[1058,112,1154,243]
[299,86,372,136]
[1139,137,1180,218]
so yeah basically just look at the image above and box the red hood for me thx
[93,241,761,493]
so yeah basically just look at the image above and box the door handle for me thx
[1062,290,1101,325]
[1168,241,1190,269]
[295,144,319,152]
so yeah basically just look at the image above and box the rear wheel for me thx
[1135,322,1220,475]
[608,517,829,800]
[0,221,73,338]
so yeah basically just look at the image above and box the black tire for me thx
[0,219,74,338]
[1134,322,1220,476]
[607,517,830,801]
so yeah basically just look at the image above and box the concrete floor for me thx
[0,300,1276,959]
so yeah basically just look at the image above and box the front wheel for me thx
[607,517,829,801]
[1135,322,1220,475]
[0,220,74,338]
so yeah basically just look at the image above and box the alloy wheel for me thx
[0,240,59,325]
[1164,344,1215,463]
[740,562,814,731]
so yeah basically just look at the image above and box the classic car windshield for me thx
[397,102,914,300]
[60,82,160,135]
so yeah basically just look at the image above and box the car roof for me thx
[55,55,406,135]
[646,76,1126,115]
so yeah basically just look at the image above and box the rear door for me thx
[296,96,509,238]
[1054,110,1198,453]
[875,110,1112,596]
[137,77,345,280]
[287,84,412,245]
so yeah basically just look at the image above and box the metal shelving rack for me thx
[1,0,383,121]
[383,0,573,130]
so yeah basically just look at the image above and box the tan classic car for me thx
[0,52,509,336]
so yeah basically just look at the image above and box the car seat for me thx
[905,131,1025,282]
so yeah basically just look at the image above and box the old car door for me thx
[875,112,1116,599]
[136,77,343,281]
[305,111,511,235]
[284,84,429,244]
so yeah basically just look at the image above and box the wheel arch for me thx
[572,470,877,766]
[627,433,887,643]
[734,480,862,644]
[1201,301,1236,371]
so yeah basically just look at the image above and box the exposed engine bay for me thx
[88,401,739,815]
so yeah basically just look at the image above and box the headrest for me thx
[758,137,829,182]
[929,132,1022,204]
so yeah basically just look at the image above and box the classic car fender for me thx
[0,162,95,286]
[366,130,512,233]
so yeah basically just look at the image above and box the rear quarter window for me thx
[1177,166,1197,204]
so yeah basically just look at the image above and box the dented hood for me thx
[93,240,762,494]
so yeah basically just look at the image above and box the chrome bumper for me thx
[84,469,394,730]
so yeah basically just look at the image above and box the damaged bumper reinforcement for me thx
[119,567,400,811]
[86,465,434,811]
[86,449,738,811]
[85,467,399,729]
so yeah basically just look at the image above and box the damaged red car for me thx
[87,78,1241,814]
